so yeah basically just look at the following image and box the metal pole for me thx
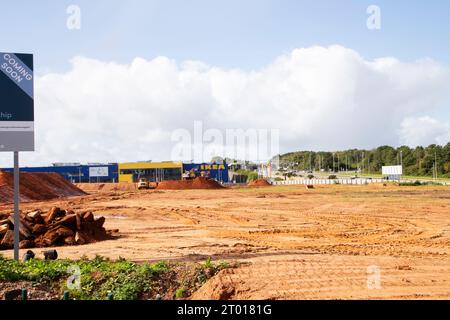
[332,153,335,173]
[21,288,27,301]
[400,151,403,168]
[337,153,341,173]
[356,153,359,175]
[362,152,364,176]
[309,153,312,172]
[435,151,438,180]
[13,151,20,261]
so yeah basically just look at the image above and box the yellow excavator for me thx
[182,168,198,180]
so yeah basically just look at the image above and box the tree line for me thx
[278,143,450,178]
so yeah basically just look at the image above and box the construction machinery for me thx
[182,168,199,180]
[137,178,150,190]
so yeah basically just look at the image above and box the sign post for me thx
[13,152,20,260]
[0,52,34,260]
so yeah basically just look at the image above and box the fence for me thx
[272,178,384,186]
[271,178,450,186]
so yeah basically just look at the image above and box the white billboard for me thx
[89,166,109,177]
[382,165,402,175]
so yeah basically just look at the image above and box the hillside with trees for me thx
[278,143,450,178]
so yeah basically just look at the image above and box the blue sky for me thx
[1,1,449,165]
[1,0,450,73]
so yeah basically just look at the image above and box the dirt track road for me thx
[1,184,449,299]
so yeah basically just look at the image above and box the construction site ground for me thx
[1,184,449,300]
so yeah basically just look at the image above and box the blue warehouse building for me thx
[1,163,119,183]
[182,162,229,183]
[1,162,229,184]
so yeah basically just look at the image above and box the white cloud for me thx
[399,116,450,147]
[1,45,449,166]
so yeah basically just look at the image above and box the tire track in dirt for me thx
[191,254,450,300]
[1,184,449,299]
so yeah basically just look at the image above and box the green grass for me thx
[175,287,187,299]
[204,257,214,269]
[0,255,230,300]
[0,255,170,300]
[0,256,72,283]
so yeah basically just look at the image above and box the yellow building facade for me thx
[118,161,183,183]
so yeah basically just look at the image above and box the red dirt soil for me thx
[156,177,225,190]
[76,182,138,192]
[248,179,271,187]
[0,172,86,203]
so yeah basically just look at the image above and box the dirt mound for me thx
[0,207,118,250]
[76,182,139,192]
[0,172,86,204]
[248,179,271,187]
[190,269,237,300]
[156,177,224,190]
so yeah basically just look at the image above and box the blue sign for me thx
[0,52,34,151]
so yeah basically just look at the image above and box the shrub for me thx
[399,180,423,186]
[0,256,172,300]
[236,170,258,182]
[175,287,187,299]
[247,171,259,182]
[204,257,213,269]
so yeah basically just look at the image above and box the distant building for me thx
[1,163,118,183]
[118,161,183,183]
[183,162,229,183]
[1,160,233,184]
